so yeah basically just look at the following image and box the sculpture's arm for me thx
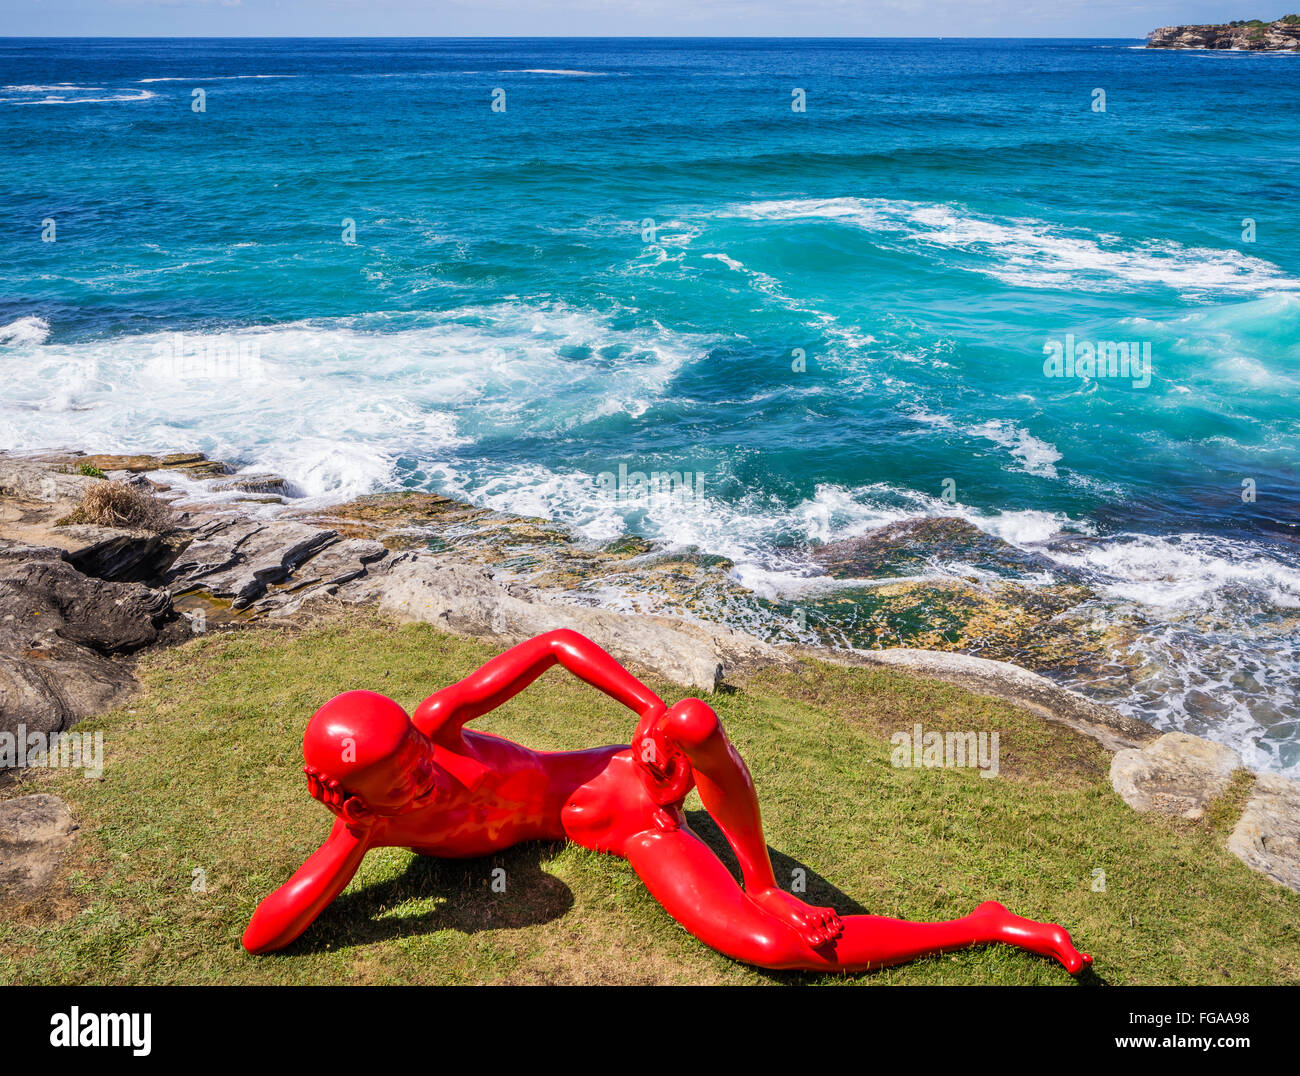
[412,629,666,738]
[241,817,373,954]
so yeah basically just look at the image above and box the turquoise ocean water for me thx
[1,38,1298,772]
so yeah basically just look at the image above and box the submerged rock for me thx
[787,576,1110,675]
[809,516,1066,581]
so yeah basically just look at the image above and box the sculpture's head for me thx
[302,690,441,820]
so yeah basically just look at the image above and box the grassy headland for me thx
[2,617,1296,985]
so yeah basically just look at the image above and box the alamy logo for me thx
[1043,334,1151,388]
[595,463,706,506]
[49,1007,151,1056]
[149,332,265,382]
[0,725,103,778]
[890,722,999,778]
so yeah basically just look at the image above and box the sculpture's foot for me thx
[969,900,1092,974]
[751,886,843,948]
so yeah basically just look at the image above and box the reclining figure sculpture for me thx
[243,629,1091,976]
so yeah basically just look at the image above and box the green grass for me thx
[2,618,1297,985]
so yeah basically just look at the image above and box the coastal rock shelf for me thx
[0,451,1246,735]
[0,540,173,741]
[1147,17,1300,50]
[6,453,1150,688]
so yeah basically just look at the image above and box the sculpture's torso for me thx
[373,730,671,860]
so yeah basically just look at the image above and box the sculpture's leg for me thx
[641,698,1090,974]
[654,698,776,890]
[623,825,1091,974]
[652,698,842,944]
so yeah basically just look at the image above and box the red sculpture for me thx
[243,629,1092,975]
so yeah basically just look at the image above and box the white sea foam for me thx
[499,69,607,76]
[0,303,712,503]
[1051,532,1300,610]
[724,197,1298,295]
[136,75,297,83]
[904,408,1063,480]
[1046,531,1300,775]
[0,316,51,346]
[966,419,1062,478]
[8,89,155,105]
[3,83,87,91]
[702,252,745,271]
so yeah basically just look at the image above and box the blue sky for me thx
[0,1,1285,38]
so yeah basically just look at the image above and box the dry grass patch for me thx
[58,480,175,533]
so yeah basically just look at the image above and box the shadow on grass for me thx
[283,840,575,954]
[684,808,870,914]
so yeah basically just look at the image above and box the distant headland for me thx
[1147,15,1300,49]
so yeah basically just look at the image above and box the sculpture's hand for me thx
[632,700,667,746]
[304,765,377,831]
[304,765,346,808]
[631,722,694,806]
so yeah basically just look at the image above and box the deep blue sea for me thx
[2,38,1298,772]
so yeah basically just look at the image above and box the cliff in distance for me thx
[1147,16,1300,49]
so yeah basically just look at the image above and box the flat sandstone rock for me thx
[0,794,78,896]
[163,517,339,609]
[1228,774,1300,894]
[348,553,790,692]
[1109,732,1242,820]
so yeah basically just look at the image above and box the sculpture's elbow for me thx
[543,627,589,654]
[242,905,294,955]
[241,923,275,955]
[242,915,278,954]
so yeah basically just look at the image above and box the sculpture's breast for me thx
[560,751,663,856]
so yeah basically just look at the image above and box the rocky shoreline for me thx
[1147,17,1300,50]
[1,450,1296,895]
